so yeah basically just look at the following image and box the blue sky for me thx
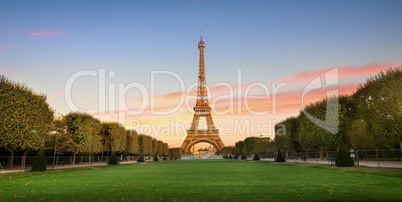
[1,0,402,145]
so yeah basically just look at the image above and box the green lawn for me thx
[1,159,401,201]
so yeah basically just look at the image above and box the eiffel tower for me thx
[181,33,225,153]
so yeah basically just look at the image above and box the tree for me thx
[253,153,260,161]
[169,147,183,158]
[275,117,301,156]
[101,122,127,154]
[0,75,54,169]
[126,130,139,160]
[46,119,71,169]
[335,141,354,167]
[152,138,158,156]
[162,143,169,156]
[234,141,245,156]
[31,149,47,171]
[298,95,354,159]
[153,154,159,161]
[244,137,261,154]
[219,146,234,156]
[298,98,338,152]
[109,152,119,165]
[157,140,164,156]
[63,112,102,165]
[138,134,152,156]
[137,155,145,162]
[275,150,285,162]
[352,67,402,150]
[260,137,275,153]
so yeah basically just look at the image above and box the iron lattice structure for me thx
[181,34,225,153]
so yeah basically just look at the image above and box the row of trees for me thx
[232,137,275,156]
[52,112,170,165]
[274,67,401,158]
[0,75,54,168]
[0,74,169,169]
[222,67,400,166]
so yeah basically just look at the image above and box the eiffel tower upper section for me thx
[195,32,210,110]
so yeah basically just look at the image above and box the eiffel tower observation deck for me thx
[181,33,225,153]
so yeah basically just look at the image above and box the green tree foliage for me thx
[253,153,260,161]
[152,138,158,155]
[163,143,169,156]
[259,137,275,153]
[240,137,275,155]
[352,67,402,149]
[0,75,54,168]
[101,122,127,153]
[244,137,261,154]
[109,152,119,165]
[275,150,285,162]
[234,138,275,157]
[46,119,72,168]
[138,134,153,155]
[219,146,234,156]
[275,67,401,153]
[298,95,353,151]
[234,141,245,155]
[126,130,139,155]
[63,112,102,165]
[153,154,159,161]
[169,147,183,158]
[157,141,164,156]
[137,155,145,162]
[47,119,71,152]
[31,149,47,172]
[335,142,354,167]
[275,117,300,153]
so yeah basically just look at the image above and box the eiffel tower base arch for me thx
[181,131,224,153]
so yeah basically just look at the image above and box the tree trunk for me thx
[7,150,14,169]
[320,148,324,160]
[72,153,76,165]
[53,137,57,169]
[21,151,27,170]
[305,151,308,162]
[400,140,402,156]
[285,151,289,159]
[101,150,104,162]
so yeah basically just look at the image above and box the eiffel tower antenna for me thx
[181,34,225,153]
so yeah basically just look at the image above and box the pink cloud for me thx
[0,68,7,71]
[276,63,400,85]
[0,45,15,49]
[27,30,63,37]
[0,46,15,53]
[93,63,391,118]
[47,92,65,99]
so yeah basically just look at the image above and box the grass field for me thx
[1,159,401,201]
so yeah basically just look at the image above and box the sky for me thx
[1,0,402,147]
